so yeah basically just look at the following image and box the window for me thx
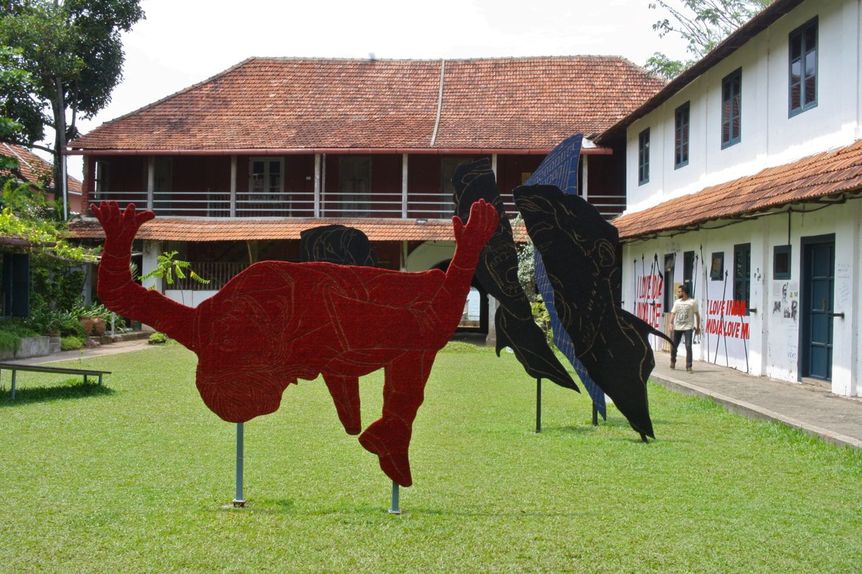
[638,128,650,185]
[721,68,742,148]
[789,18,817,116]
[733,243,751,314]
[773,245,792,279]
[94,160,110,195]
[710,252,725,280]
[339,156,372,216]
[249,158,283,198]
[683,250,695,297]
[674,102,690,168]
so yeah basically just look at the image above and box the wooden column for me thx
[314,153,321,218]
[582,155,589,200]
[146,156,155,210]
[401,153,408,218]
[230,155,237,217]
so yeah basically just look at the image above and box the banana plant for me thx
[140,250,209,287]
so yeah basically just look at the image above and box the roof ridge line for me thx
[2,143,30,169]
[430,59,446,147]
[251,54,627,63]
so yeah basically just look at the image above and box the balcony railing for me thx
[92,188,470,219]
[90,189,619,219]
[174,261,249,291]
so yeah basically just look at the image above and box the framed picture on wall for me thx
[710,252,725,280]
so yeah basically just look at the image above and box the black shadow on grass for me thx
[0,381,115,406]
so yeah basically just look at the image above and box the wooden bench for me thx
[0,362,111,400]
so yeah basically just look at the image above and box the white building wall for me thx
[626,0,859,213]
[165,290,217,308]
[622,201,861,396]
[404,240,455,271]
[141,240,163,292]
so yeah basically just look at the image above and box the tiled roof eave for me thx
[68,217,460,243]
[66,146,616,156]
[614,139,862,241]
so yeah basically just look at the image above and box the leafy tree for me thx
[0,179,95,327]
[646,0,770,79]
[0,0,144,213]
[0,179,94,261]
[0,46,42,146]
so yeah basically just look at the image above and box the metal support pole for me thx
[233,422,246,508]
[11,370,16,401]
[592,403,598,426]
[535,378,542,433]
[388,481,401,515]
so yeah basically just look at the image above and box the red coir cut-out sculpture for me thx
[92,200,498,486]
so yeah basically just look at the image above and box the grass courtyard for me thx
[1,341,860,573]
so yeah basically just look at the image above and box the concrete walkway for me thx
[651,356,862,449]
[8,339,154,366]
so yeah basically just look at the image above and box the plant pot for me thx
[79,316,106,336]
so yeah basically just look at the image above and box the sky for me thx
[61,0,690,179]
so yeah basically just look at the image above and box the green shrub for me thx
[530,298,553,344]
[0,330,20,352]
[71,301,126,329]
[60,335,84,351]
[0,319,40,352]
[148,332,168,345]
[26,306,86,338]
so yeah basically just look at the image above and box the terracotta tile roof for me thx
[1,143,82,194]
[69,216,459,242]
[70,57,663,153]
[432,57,663,149]
[613,139,862,240]
[70,214,530,243]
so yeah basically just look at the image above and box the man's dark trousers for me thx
[671,329,693,369]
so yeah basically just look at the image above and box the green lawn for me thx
[1,342,860,573]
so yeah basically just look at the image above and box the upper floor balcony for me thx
[82,151,626,221]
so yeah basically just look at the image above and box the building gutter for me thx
[65,146,614,157]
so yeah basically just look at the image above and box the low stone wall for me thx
[0,336,61,360]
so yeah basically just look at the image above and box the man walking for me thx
[669,284,701,372]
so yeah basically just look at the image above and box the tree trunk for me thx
[53,79,68,220]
